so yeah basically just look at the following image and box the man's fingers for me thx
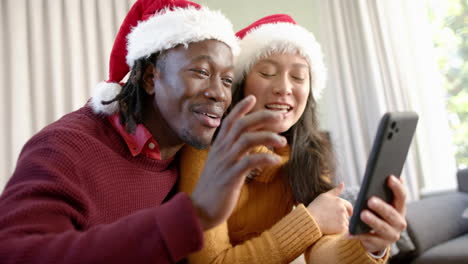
[217,112,283,149]
[226,131,286,161]
[226,153,282,184]
[217,95,256,140]
[230,110,283,136]
[388,175,407,215]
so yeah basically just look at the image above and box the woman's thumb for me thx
[329,182,345,196]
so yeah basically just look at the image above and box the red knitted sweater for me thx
[0,105,203,264]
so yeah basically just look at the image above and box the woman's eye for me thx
[292,76,305,81]
[260,72,275,77]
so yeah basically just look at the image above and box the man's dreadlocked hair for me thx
[101,52,165,134]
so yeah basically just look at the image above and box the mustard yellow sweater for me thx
[179,145,389,264]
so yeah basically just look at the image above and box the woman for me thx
[179,14,406,264]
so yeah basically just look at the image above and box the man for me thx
[0,0,286,263]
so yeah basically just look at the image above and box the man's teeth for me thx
[266,104,291,112]
[203,113,217,118]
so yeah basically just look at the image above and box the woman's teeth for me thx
[265,104,291,113]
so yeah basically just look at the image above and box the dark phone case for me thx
[349,112,418,235]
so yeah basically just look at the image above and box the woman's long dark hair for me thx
[231,78,336,205]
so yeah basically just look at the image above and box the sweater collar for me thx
[248,145,290,183]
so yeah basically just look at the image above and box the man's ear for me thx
[142,64,159,95]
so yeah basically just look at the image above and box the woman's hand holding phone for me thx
[347,175,408,254]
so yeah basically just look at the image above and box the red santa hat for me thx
[91,0,240,115]
[235,14,326,100]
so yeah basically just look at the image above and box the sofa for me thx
[390,168,468,264]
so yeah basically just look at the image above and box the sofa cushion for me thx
[412,234,468,264]
[406,192,468,254]
[458,168,468,193]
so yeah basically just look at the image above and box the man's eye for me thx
[222,77,233,87]
[191,69,210,76]
[292,76,305,81]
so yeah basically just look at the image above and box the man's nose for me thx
[203,77,228,102]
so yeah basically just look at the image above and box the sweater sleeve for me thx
[304,233,390,264]
[188,204,322,264]
[0,187,203,264]
[0,133,203,264]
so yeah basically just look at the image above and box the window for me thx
[427,0,468,169]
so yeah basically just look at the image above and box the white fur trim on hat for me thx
[235,23,327,100]
[126,6,240,68]
[90,82,122,115]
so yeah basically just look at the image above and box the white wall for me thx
[200,0,316,31]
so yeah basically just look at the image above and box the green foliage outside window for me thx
[428,0,468,168]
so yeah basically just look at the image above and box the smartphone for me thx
[349,112,419,235]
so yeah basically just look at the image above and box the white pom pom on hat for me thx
[90,82,123,115]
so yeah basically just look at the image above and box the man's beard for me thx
[180,128,211,150]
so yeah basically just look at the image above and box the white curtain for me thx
[312,0,457,200]
[0,0,136,190]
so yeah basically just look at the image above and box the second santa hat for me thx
[235,14,327,100]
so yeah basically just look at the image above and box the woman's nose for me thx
[273,75,293,95]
